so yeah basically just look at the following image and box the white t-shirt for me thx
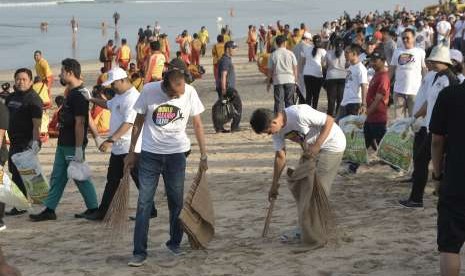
[341,62,368,106]
[106,87,142,155]
[455,20,465,38]
[272,105,346,153]
[458,74,465,83]
[437,20,452,42]
[391,47,426,95]
[133,81,205,154]
[302,46,327,78]
[412,71,435,127]
[325,50,347,80]
[268,47,297,85]
[426,73,453,130]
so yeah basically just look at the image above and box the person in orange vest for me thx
[34,50,53,100]
[176,30,191,65]
[48,95,65,138]
[136,37,147,72]
[159,33,171,61]
[247,25,258,62]
[190,33,202,65]
[212,35,225,82]
[103,40,115,71]
[144,41,166,84]
[97,67,109,86]
[116,38,132,70]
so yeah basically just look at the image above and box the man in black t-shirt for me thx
[429,82,465,276]
[5,68,43,216]
[30,59,99,222]
[0,100,9,230]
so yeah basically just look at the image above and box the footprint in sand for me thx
[352,259,383,271]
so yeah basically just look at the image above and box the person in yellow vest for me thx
[116,38,132,70]
[221,28,231,42]
[144,41,166,84]
[287,28,302,51]
[212,35,225,82]
[198,26,209,57]
[90,87,111,135]
[159,33,171,61]
[176,30,192,65]
[191,33,202,65]
[247,25,258,62]
[32,76,50,143]
[136,37,147,72]
[34,50,53,100]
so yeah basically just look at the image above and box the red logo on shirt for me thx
[152,104,183,126]
[398,53,415,65]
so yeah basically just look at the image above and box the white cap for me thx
[303,32,312,39]
[427,44,453,66]
[450,49,463,63]
[102,67,128,86]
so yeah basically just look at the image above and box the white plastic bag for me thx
[11,149,49,204]
[339,115,368,164]
[377,118,414,171]
[67,161,91,181]
[0,170,31,210]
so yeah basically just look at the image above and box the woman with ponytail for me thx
[301,34,327,109]
[324,38,347,116]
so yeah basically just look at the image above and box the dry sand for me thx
[0,43,448,276]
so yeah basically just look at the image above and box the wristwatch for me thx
[106,137,115,143]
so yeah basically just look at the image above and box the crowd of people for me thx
[1,3,465,275]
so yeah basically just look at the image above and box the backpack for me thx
[99,46,106,62]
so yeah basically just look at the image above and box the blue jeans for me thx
[133,151,186,258]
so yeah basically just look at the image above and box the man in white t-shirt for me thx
[86,68,157,221]
[250,105,346,224]
[453,15,465,50]
[267,35,298,113]
[436,15,452,45]
[389,28,427,118]
[338,44,368,121]
[125,70,208,267]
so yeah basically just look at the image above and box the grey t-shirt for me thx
[268,47,297,85]
[217,55,236,90]
[383,38,397,66]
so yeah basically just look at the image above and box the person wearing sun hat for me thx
[399,43,459,208]
[450,48,464,83]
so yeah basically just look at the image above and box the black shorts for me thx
[437,197,465,254]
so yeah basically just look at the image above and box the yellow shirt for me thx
[287,36,301,50]
[32,82,50,104]
[223,34,231,42]
[146,52,166,83]
[96,109,111,134]
[212,43,225,65]
[132,77,144,92]
[120,45,131,60]
[35,58,52,79]
[198,30,209,44]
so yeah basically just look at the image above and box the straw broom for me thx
[103,170,131,240]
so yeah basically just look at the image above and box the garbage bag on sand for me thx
[377,118,414,171]
[339,115,368,164]
[0,170,31,210]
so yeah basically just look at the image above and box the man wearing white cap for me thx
[399,44,459,208]
[85,67,157,221]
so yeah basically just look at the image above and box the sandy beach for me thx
[0,43,444,276]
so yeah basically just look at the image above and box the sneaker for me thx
[162,243,185,257]
[5,208,27,216]
[29,209,57,222]
[75,208,98,219]
[399,199,423,208]
[0,219,6,231]
[128,255,146,267]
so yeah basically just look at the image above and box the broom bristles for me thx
[104,172,131,241]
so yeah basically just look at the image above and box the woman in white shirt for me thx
[324,38,346,116]
[301,35,327,109]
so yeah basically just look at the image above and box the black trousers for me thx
[325,79,345,116]
[273,83,296,113]
[304,75,324,110]
[409,130,432,203]
[98,153,156,218]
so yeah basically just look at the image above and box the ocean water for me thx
[0,0,431,70]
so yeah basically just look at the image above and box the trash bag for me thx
[377,118,414,171]
[339,115,368,164]
[212,99,234,131]
[0,170,31,210]
[11,149,49,204]
[67,161,91,182]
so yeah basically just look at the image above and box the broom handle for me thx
[262,198,275,238]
